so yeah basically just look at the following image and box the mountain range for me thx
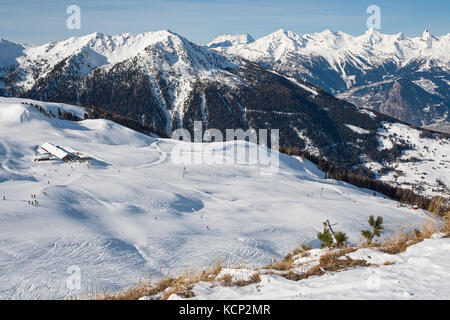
[209,29,450,131]
[0,30,449,197]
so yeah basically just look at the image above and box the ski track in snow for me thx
[0,98,432,299]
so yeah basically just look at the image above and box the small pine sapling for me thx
[334,231,348,247]
[317,228,334,248]
[362,215,384,244]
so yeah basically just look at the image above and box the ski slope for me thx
[0,97,430,299]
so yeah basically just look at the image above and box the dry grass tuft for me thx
[282,268,323,281]
[300,242,313,251]
[93,277,176,300]
[266,253,294,271]
[380,229,418,254]
[220,272,261,287]
[291,242,312,257]
[318,248,367,272]
[219,274,233,287]
[441,216,450,237]
[266,243,312,271]
[280,248,366,281]
[421,219,439,238]
[234,273,261,287]
[379,218,441,254]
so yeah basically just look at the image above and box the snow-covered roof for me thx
[40,142,70,160]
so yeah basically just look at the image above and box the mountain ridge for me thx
[209,28,450,130]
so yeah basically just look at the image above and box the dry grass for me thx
[441,216,450,237]
[281,248,366,281]
[93,261,223,300]
[379,229,419,254]
[234,273,261,287]
[92,261,262,300]
[317,248,366,272]
[300,242,313,251]
[379,218,442,254]
[220,273,261,287]
[282,268,323,281]
[421,218,440,238]
[92,277,176,300]
[219,274,233,287]
[266,254,294,271]
[265,243,312,271]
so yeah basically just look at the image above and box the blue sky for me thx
[1,0,449,45]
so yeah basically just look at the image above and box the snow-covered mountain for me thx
[0,30,247,135]
[0,97,431,299]
[209,29,450,130]
[0,31,449,197]
[0,38,25,67]
[208,33,255,49]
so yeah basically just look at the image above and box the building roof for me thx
[40,142,70,160]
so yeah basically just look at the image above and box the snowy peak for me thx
[360,28,384,45]
[208,33,255,48]
[0,38,20,48]
[270,28,299,39]
[257,28,304,47]
[421,29,431,39]
[0,38,25,67]
[363,27,381,37]
[245,29,306,61]
[419,29,434,49]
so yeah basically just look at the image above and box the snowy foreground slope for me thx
[169,236,450,300]
[0,98,431,299]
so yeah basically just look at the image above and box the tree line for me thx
[279,145,449,216]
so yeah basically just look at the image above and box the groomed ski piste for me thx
[0,97,441,299]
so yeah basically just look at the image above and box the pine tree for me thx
[334,231,348,247]
[317,228,333,248]
[362,215,384,244]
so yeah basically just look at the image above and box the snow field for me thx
[0,98,431,299]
